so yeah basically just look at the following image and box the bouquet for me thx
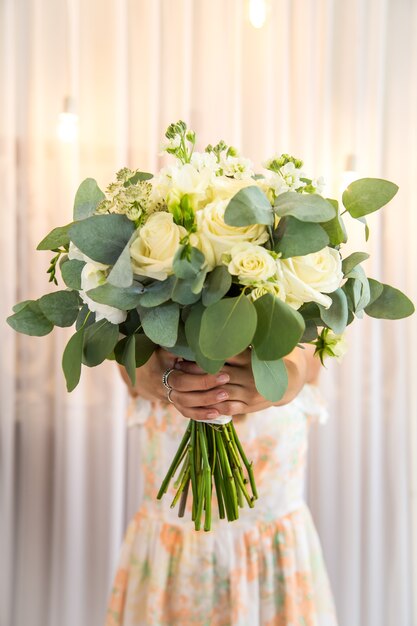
[7,120,414,531]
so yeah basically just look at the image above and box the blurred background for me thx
[1,1,416,625]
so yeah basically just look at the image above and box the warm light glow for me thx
[340,155,359,193]
[249,0,267,29]
[57,111,79,143]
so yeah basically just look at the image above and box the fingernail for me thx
[216,391,228,401]
[216,374,229,384]
[207,411,219,419]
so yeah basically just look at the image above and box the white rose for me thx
[80,263,127,324]
[277,247,343,310]
[208,176,256,202]
[130,212,187,280]
[196,199,269,265]
[227,243,277,284]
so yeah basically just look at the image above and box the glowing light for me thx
[57,97,79,143]
[249,0,267,29]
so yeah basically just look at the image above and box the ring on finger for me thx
[162,367,175,391]
[167,388,174,404]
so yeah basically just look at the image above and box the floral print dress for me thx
[106,384,338,626]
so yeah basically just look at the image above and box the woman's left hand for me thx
[173,346,311,417]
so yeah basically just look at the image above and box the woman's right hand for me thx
[119,348,230,420]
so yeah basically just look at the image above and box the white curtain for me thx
[1,1,416,626]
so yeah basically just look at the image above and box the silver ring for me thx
[162,367,175,390]
[167,388,174,404]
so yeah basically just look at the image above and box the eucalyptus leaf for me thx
[200,295,257,360]
[274,217,329,258]
[342,178,399,218]
[318,288,348,334]
[185,304,224,374]
[114,335,136,385]
[83,320,119,366]
[60,259,85,290]
[224,186,274,227]
[138,301,180,347]
[252,294,305,360]
[173,246,205,279]
[171,278,201,305]
[37,223,72,250]
[134,334,156,367]
[62,328,85,391]
[366,278,384,307]
[69,214,135,265]
[300,319,318,343]
[251,350,288,402]
[345,265,370,312]
[320,200,347,245]
[87,281,144,310]
[12,300,33,313]
[75,305,95,330]
[123,171,153,186]
[137,276,175,307]
[274,192,336,223]
[73,178,105,220]
[107,234,136,287]
[342,252,370,276]
[191,267,208,294]
[202,265,232,306]
[365,282,415,319]
[7,301,54,336]
[169,321,196,361]
[38,290,80,327]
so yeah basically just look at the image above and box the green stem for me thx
[229,422,258,499]
[157,422,191,499]
[199,424,212,531]
[178,477,190,518]
[170,467,191,509]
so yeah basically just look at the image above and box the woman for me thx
[106,344,338,626]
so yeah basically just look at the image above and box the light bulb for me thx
[249,0,267,29]
[57,96,79,143]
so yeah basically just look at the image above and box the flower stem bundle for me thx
[157,420,257,531]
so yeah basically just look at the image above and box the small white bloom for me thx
[80,263,127,324]
[249,282,287,302]
[220,155,254,180]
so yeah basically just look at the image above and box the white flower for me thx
[196,199,269,265]
[277,247,343,310]
[264,162,306,197]
[190,151,220,174]
[313,328,348,364]
[151,162,213,211]
[80,263,127,324]
[227,243,277,284]
[220,155,254,179]
[130,212,187,280]
[208,176,256,202]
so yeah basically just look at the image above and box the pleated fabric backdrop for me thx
[1,1,416,625]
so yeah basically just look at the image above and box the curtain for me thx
[1,1,416,625]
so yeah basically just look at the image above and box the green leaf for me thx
[274,192,336,223]
[366,278,384,307]
[138,301,180,347]
[224,186,274,227]
[251,350,288,403]
[300,319,318,343]
[185,304,224,374]
[123,171,153,186]
[60,259,85,290]
[62,328,85,391]
[69,214,135,265]
[320,199,348,245]
[318,288,348,334]
[364,282,415,319]
[37,223,72,250]
[252,294,305,360]
[114,335,136,385]
[344,265,370,312]
[134,334,156,367]
[171,278,201,305]
[107,234,135,288]
[38,290,80,327]
[191,267,208,294]
[12,300,33,313]
[342,178,399,218]
[82,320,119,366]
[274,217,329,258]
[200,295,257,360]
[342,252,370,276]
[87,281,144,310]
[73,178,105,220]
[7,301,54,336]
[202,265,232,306]
[75,305,95,330]
[169,321,196,361]
[137,276,175,307]
[172,245,205,279]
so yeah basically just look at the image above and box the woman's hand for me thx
[120,344,320,421]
